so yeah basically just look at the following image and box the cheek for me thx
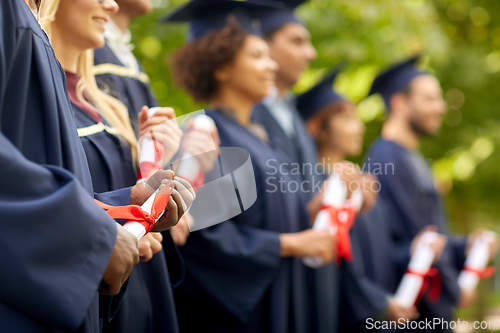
[56,3,96,42]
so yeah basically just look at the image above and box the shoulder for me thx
[367,139,409,168]
[3,1,51,46]
[251,103,272,121]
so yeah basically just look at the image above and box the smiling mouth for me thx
[93,17,108,26]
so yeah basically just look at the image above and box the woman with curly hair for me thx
[166,1,337,332]
[39,0,194,332]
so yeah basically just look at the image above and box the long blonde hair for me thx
[40,0,138,164]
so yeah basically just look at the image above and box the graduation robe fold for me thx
[367,138,466,332]
[340,199,406,333]
[0,1,119,331]
[175,110,318,333]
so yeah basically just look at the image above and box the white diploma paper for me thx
[458,231,496,290]
[303,175,363,268]
[394,231,438,307]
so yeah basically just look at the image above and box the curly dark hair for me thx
[170,17,248,103]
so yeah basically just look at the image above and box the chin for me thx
[92,36,105,49]
[252,90,270,102]
[350,147,362,157]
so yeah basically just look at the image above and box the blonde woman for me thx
[40,0,187,332]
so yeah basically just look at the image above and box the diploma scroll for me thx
[303,175,363,268]
[394,231,438,307]
[137,107,164,184]
[176,115,216,188]
[95,179,173,241]
[122,189,163,240]
[458,231,497,290]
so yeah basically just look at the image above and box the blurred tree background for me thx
[129,0,500,323]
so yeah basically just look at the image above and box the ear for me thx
[305,117,321,140]
[389,92,410,117]
[213,64,232,84]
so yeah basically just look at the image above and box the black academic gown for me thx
[94,43,158,134]
[72,104,182,333]
[340,199,407,333]
[252,103,338,333]
[0,1,125,332]
[366,138,467,332]
[175,110,318,333]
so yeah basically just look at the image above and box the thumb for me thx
[138,106,149,124]
[421,225,438,233]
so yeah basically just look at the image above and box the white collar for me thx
[104,20,133,50]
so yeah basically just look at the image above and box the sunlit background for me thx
[129,1,500,329]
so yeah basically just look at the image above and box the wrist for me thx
[279,233,298,257]
[130,183,150,206]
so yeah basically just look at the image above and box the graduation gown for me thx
[71,97,182,333]
[93,43,158,134]
[251,102,319,202]
[175,110,318,333]
[0,1,124,332]
[340,199,406,333]
[252,104,338,333]
[366,138,467,332]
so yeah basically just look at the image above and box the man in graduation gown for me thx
[294,67,424,333]
[0,1,192,332]
[340,200,445,332]
[365,55,485,332]
[251,3,341,332]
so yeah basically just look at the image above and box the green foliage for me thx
[130,0,500,236]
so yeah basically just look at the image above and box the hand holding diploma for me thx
[96,170,195,241]
[179,115,220,173]
[99,223,140,295]
[457,230,498,308]
[386,297,419,322]
[303,173,364,268]
[279,229,336,264]
[138,232,163,262]
[130,170,196,233]
[394,227,447,307]
[138,106,183,168]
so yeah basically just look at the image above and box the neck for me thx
[211,88,255,126]
[318,147,345,174]
[111,12,131,33]
[381,115,420,151]
[274,76,291,98]
[50,31,81,73]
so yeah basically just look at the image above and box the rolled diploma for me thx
[302,175,347,268]
[137,107,162,184]
[177,115,215,183]
[123,188,165,241]
[394,231,438,307]
[458,231,496,290]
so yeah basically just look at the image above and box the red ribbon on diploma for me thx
[406,267,441,306]
[463,266,496,279]
[322,202,357,264]
[95,179,173,234]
